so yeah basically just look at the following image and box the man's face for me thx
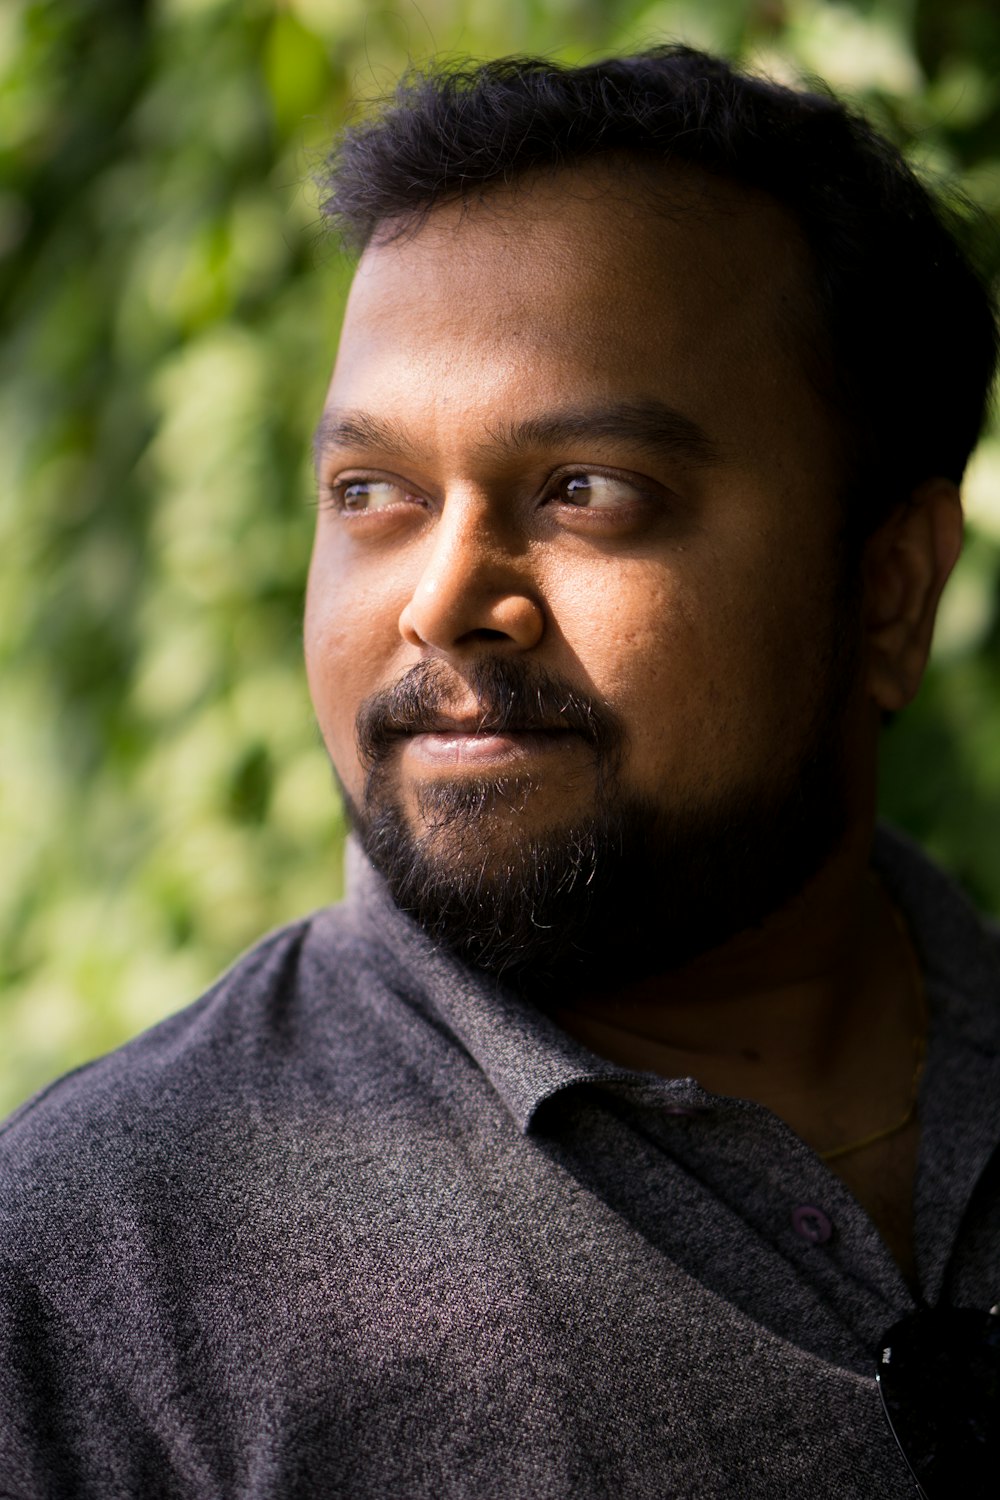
[306,164,868,982]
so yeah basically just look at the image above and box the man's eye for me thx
[555,473,637,509]
[337,479,404,512]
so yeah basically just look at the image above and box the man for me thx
[1,45,997,1499]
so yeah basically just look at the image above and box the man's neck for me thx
[551,820,922,1155]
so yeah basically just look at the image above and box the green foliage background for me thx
[2,0,999,1114]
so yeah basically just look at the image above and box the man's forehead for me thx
[327,159,825,456]
[339,156,817,373]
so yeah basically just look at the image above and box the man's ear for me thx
[863,478,963,713]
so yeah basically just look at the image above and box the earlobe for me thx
[863,478,963,713]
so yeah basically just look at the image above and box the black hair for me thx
[320,46,998,536]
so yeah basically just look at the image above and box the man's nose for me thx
[397,496,544,654]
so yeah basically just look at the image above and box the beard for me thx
[342,644,858,998]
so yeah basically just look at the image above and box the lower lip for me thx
[403,730,578,767]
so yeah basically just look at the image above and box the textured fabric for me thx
[0,825,998,1499]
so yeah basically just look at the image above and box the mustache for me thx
[355,658,623,770]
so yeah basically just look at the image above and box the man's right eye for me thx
[337,479,404,512]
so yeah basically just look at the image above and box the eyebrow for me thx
[313,398,722,471]
[313,410,412,469]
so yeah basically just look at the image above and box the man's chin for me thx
[356,795,620,988]
[401,771,592,849]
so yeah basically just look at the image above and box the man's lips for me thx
[400,725,579,767]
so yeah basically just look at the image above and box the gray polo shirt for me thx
[1,826,998,1498]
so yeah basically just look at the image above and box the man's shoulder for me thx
[875,823,1000,965]
[0,900,427,1221]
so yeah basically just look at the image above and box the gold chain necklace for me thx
[818,902,927,1165]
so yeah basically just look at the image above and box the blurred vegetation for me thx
[2,0,999,1114]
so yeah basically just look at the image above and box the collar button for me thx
[791,1204,834,1245]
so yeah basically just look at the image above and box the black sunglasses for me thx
[876,1304,1000,1497]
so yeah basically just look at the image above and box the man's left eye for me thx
[554,473,637,509]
